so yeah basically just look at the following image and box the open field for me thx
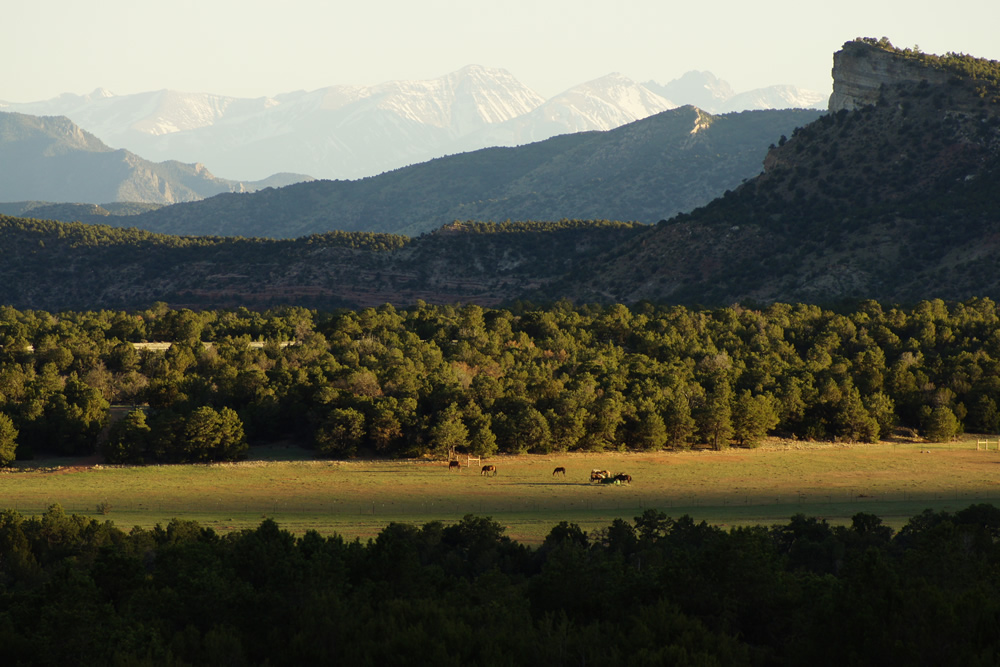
[3,438,1000,545]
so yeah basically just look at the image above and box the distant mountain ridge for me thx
[0,112,311,205]
[62,106,824,238]
[643,71,828,113]
[2,67,826,181]
[459,73,677,149]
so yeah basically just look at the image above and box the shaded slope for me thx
[0,112,311,205]
[0,217,645,311]
[109,106,821,238]
[559,40,1000,306]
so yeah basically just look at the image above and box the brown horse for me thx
[481,464,497,476]
[448,460,461,471]
[553,466,566,476]
[614,473,632,484]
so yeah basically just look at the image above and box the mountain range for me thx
[0,111,309,206]
[3,38,996,314]
[1,68,826,182]
[69,105,822,238]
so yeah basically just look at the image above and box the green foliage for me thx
[428,402,468,458]
[182,406,248,461]
[627,400,669,451]
[463,402,498,457]
[1,298,1000,462]
[493,398,551,454]
[0,412,17,465]
[923,405,960,442]
[101,408,151,464]
[700,380,733,450]
[314,407,365,458]
[859,36,1000,99]
[731,390,780,447]
[835,386,881,443]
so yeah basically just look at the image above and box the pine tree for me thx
[924,405,959,442]
[0,412,18,466]
[731,390,779,447]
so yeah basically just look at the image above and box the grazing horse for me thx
[481,464,497,477]
[448,460,461,471]
[553,466,566,476]
[614,473,632,485]
[590,469,611,482]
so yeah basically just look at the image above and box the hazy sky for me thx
[4,0,998,102]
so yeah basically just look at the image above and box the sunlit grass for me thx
[2,438,998,545]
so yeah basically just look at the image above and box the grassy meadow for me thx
[3,438,1000,545]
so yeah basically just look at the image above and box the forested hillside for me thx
[0,216,646,311]
[0,200,163,220]
[1,298,995,465]
[57,107,821,238]
[564,39,1000,306]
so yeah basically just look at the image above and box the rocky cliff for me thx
[829,39,954,111]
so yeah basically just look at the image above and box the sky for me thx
[4,0,999,103]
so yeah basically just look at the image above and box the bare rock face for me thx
[829,40,953,111]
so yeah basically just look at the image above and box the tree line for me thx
[861,36,1000,103]
[1,297,999,465]
[1,504,999,664]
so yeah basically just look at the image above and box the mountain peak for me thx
[644,71,734,112]
[451,64,511,78]
[545,74,676,127]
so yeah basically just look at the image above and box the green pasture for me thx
[2,438,999,545]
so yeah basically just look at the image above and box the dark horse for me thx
[448,460,461,471]
[481,464,497,476]
[614,473,632,484]
[553,466,566,476]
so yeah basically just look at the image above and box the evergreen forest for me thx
[1,297,998,466]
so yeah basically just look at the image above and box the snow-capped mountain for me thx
[461,73,677,149]
[4,88,279,141]
[718,85,828,113]
[644,71,827,115]
[2,67,828,182]
[643,71,734,114]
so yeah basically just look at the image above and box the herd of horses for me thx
[590,469,632,484]
[447,461,497,475]
[445,461,630,483]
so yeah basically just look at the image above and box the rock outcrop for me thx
[829,39,953,111]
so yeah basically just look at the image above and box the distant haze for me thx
[4,0,999,104]
[0,68,826,182]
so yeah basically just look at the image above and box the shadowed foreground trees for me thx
[1,504,1000,665]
